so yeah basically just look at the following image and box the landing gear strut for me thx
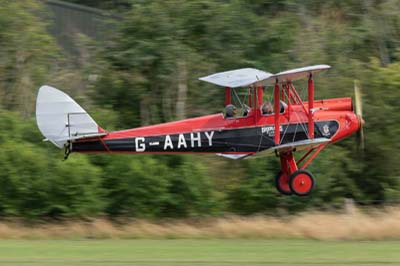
[274,151,316,196]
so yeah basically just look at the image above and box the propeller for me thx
[354,80,365,150]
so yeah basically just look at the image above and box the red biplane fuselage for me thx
[36,65,363,196]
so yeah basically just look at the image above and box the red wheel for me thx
[274,171,292,195]
[289,170,315,196]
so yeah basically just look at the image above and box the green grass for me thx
[0,239,399,265]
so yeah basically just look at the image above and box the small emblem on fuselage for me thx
[322,124,330,137]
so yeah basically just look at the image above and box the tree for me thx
[0,0,59,115]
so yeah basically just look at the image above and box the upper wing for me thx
[199,68,273,88]
[257,65,331,86]
[199,65,330,88]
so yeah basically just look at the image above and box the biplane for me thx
[36,65,364,196]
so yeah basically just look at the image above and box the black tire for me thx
[289,170,315,196]
[274,171,292,195]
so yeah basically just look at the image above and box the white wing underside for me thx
[216,138,330,160]
[216,153,250,160]
[258,137,330,155]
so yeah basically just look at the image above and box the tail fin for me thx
[36,85,106,148]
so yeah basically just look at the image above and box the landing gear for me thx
[289,170,315,196]
[275,169,315,196]
[274,171,292,195]
[274,151,317,196]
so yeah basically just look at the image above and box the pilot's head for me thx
[225,104,237,117]
[262,101,273,114]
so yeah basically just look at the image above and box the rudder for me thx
[36,85,105,148]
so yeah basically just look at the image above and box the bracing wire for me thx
[296,84,310,139]
[232,88,243,108]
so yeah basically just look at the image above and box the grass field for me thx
[0,239,399,266]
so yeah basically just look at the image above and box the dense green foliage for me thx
[0,0,59,116]
[1,0,400,218]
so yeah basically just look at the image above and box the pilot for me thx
[261,101,273,114]
[225,104,237,118]
[262,101,287,115]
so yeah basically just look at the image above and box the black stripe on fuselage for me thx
[71,121,338,153]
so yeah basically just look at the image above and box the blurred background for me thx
[1,0,400,221]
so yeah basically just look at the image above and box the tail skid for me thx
[36,85,106,148]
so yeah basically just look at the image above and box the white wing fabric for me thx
[199,68,273,88]
[199,65,331,87]
[258,65,331,86]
